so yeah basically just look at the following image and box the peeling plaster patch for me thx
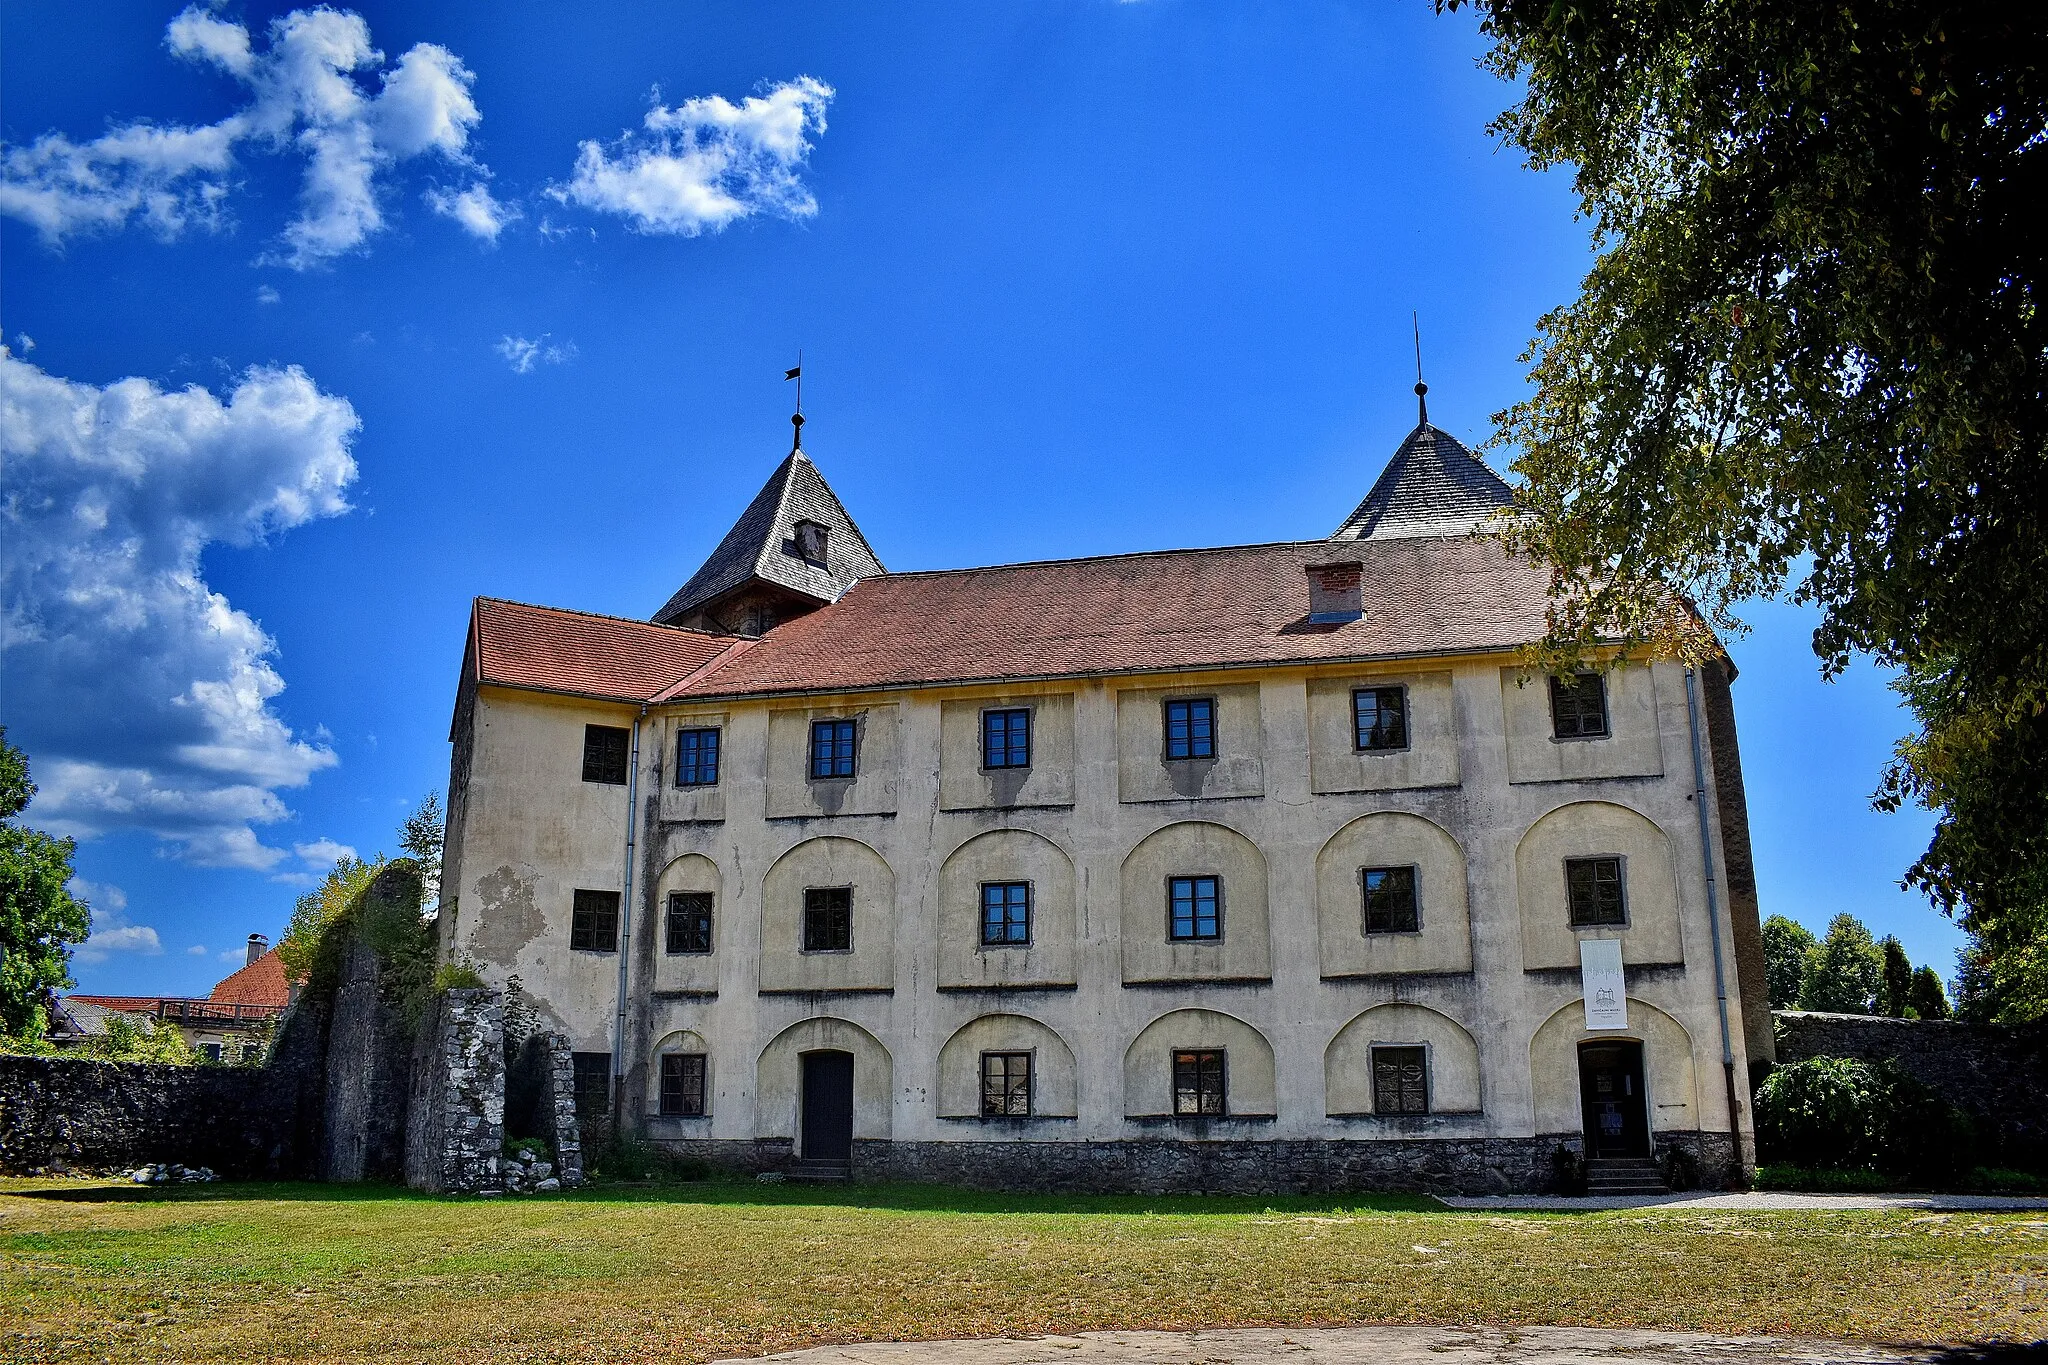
[472,862,544,965]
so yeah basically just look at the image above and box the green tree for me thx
[1761,915,1816,1010]
[1440,1,2048,1020]
[0,729,90,1035]
[1879,936,1915,1018]
[275,855,379,986]
[1909,965,1952,1021]
[1802,914,1885,1015]
[399,792,444,909]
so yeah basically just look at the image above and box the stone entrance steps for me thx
[786,1159,852,1183]
[1585,1157,1668,1195]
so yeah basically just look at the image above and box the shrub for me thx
[433,961,486,992]
[1754,1054,1976,1186]
[586,1135,711,1183]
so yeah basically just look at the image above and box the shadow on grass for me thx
[2,1176,1441,1217]
[1928,1348,2048,1363]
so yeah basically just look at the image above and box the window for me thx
[809,718,857,779]
[570,889,620,952]
[1549,673,1609,739]
[982,708,1032,769]
[1566,856,1628,927]
[793,519,829,564]
[239,1043,260,1063]
[981,881,1032,946]
[803,886,853,951]
[1352,686,1409,751]
[1172,1049,1226,1116]
[1168,875,1222,941]
[200,1042,223,1063]
[980,1051,1032,1116]
[582,724,630,784]
[665,891,713,955]
[660,1053,707,1116]
[675,727,720,786]
[1361,865,1420,934]
[1163,698,1216,760]
[572,1051,613,1120]
[1371,1045,1430,1114]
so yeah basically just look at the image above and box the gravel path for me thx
[1437,1192,2048,1212]
[712,1324,2021,1364]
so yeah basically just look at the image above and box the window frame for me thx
[801,885,854,953]
[980,707,1033,771]
[1548,673,1611,740]
[979,880,1033,947]
[664,890,714,955]
[1161,696,1218,761]
[1171,1048,1227,1117]
[979,1050,1034,1117]
[808,717,859,780]
[1166,874,1224,942]
[674,727,721,787]
[659,1052,708,1117]
[1370,1044,1431,1115]
[1351,685,1410,752]
[1360,864,1422,935]
[571,1051,613,1119]
[1564,855,1630,928]
[570,888,621,953]
[581,724,631,785]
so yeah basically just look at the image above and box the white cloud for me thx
[495,334,576,374]
[293,837,356,867]
[14,335,34,353]
[0,5,489,268]
[256,285,281,304]
[425,181,517,241]
[552,76,833,235]
[1,351,358,869]
[187,944,210,956]
[70,879,166,962]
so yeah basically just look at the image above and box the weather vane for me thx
[1412,311,1428,425]
[785,352,803,450]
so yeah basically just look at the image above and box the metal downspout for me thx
[1684,664,1746,1175]
[611,707,646,1124]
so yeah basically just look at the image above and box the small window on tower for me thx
[1550,673,1610,739]
[582,725,630,785]
[793,520,830,564]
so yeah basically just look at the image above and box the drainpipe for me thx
[611,706,646,1125]
[1683,664,1746,1175]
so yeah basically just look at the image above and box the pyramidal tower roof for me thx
[652,447,885,628]
[1331,393,1514,541]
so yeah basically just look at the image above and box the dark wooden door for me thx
[1578,1040,1650,1158]
[800,1050,855,1161]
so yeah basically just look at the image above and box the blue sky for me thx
[2,0,1957,997]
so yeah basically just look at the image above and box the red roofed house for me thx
[438,392,1773,1193]
[60,935,294,1062]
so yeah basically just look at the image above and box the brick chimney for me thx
[1306,561,1364,623]
[246,933,269,967]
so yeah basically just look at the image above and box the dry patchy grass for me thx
[1,1178,2044,1363]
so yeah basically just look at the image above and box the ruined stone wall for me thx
[318,938,413,1181]
[0,1055,301,1176]
[1775,1011,2048,1166]
[403,988,506,1192]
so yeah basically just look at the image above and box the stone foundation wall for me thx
[1775,1011,2048,1166]
[0,1055,300,1176]
[403,989,506,1193]
[646,1132,1742,1195]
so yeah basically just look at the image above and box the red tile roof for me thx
[470,598,740,704]
[65,995,170,1014]
[670,536,1554,698]
[210,948,293,1008]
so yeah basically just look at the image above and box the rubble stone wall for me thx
[0,1055,299,1176]
[403,989,507,1193]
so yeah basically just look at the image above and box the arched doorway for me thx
[1577,1039,1649,1158]
[800,1049,855,1161]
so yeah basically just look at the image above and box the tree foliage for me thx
[0,729,90,1035]
[1802,914,1885,1014]
[1761,914,1815,1010]
[399,792,444,910]
[1909,964,1952,1020]
[1755,1055,1975,1184]
[1879,936,1915,1017]
[275,855,380,988]
[1443,0,2048,1020]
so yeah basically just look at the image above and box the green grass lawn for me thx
[2,1177,2044,1364]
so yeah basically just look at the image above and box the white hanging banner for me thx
[1580,938,1628,1031]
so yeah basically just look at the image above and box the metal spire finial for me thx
[1412,312,1429,426]
[785,353,804,451]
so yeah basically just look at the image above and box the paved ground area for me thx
[1438,1192,2048,1212]
[713,1325,2036,1364]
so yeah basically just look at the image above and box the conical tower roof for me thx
[1331,417,1513,542]
[653,448,885,628]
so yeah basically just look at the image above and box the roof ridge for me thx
[475,596,739,639]
[871,538,1345,580]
